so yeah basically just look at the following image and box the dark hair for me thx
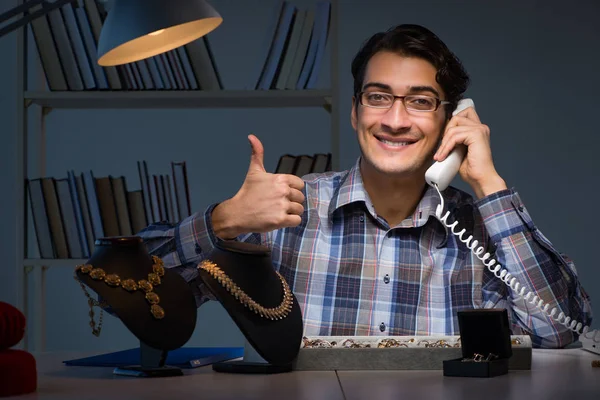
[351,24,470,118]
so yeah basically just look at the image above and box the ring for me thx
[473,353,484,362]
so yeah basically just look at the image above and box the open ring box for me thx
[443,309,512,378]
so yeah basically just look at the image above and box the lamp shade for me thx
[97,0,222,66]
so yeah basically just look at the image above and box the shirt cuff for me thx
[191,202,224,260]
[474,188,535,244]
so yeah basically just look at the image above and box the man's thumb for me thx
[247,134,266,173]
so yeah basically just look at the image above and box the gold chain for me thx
[74,278,108,337]
[74,255,166,336]
[198,260,293,320]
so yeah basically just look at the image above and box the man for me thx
[140,24,592,348]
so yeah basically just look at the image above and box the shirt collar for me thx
[328,157,449,242]
[328,157,372,216]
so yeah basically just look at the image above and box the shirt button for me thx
[379,322,386,332]
[359,215,364,222]
[383,274,390,284]
[518,205,524,212]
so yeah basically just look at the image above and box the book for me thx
[82,0,122,89]
[29,4,68,91]
[55,178,84,258]
[27,179,55,259]
[292,155,314,177]
[296,1,330,89]
[83,170,105,240]
[185,37,222,90]
[47,6,84,90]
[127,190,148,234]
[73,172,95,254]
[305,1,331,89]
[171,162,192,220]
[275,154,297,174]
[249,0,286,89]
[257,2,297,90]
[137,161,154,225]
[41,178,69,259]
[310,153,332,173]
[61,3,96,90]
[284,8,315,90]
[110,176,133,236]
[74,4,109,90]
[275,9,307,90]
[95,176,119,237]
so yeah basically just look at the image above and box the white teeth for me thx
[379,139,411,147]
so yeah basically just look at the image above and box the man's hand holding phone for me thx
[434,104,507,199]
[212,134,306,239]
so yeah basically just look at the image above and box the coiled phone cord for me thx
[433,184,599,345]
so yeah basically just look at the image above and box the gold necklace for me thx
[74,255,166,336]
[198,260,293,320]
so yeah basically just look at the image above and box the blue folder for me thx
[63,347,244,369]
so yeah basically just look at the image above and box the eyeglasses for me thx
[358,91,450,112]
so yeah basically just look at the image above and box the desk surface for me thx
[337,349,600,400]
[6,349,599,400]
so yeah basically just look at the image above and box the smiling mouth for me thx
[376,137,418,147]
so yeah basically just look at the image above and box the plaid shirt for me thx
[139,158,592,348]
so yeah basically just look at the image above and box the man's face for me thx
[351,51,448,179]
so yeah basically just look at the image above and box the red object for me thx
[0,349,37,397]
[0,302,26,350]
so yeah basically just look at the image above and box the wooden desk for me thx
[9,352,344,400]
[337,349,600,400]
[6,349,599,399]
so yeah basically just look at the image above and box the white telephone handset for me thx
[424,98,474,191]
[427,98,599,354]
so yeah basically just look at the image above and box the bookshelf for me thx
[24,89,333,109]
[14,0,340,352]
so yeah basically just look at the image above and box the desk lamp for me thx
[0,0,222,66]
[97,0,222,66]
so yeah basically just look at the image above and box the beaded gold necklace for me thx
[74,255,165,337]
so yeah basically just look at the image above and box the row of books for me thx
[252,0,331,91]
[26,151,329,259]
[27,161,192,260]
[275,153,332,176]
[32,0,221,91]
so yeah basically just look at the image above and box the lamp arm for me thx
[0,0,76,38]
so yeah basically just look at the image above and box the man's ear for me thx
[351,96,357,130]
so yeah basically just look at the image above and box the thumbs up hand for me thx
[211,134,306,239]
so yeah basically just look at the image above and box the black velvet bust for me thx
[75,236,196,351]
[197,240,303,366]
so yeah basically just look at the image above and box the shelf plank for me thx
[24,90,333,110]
[24,259,87,268]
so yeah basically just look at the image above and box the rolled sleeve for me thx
[190,203,222,260]
[474,188,534,243]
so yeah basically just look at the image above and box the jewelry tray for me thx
[292,335,532,371]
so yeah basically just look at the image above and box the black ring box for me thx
[443,309,513,378]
